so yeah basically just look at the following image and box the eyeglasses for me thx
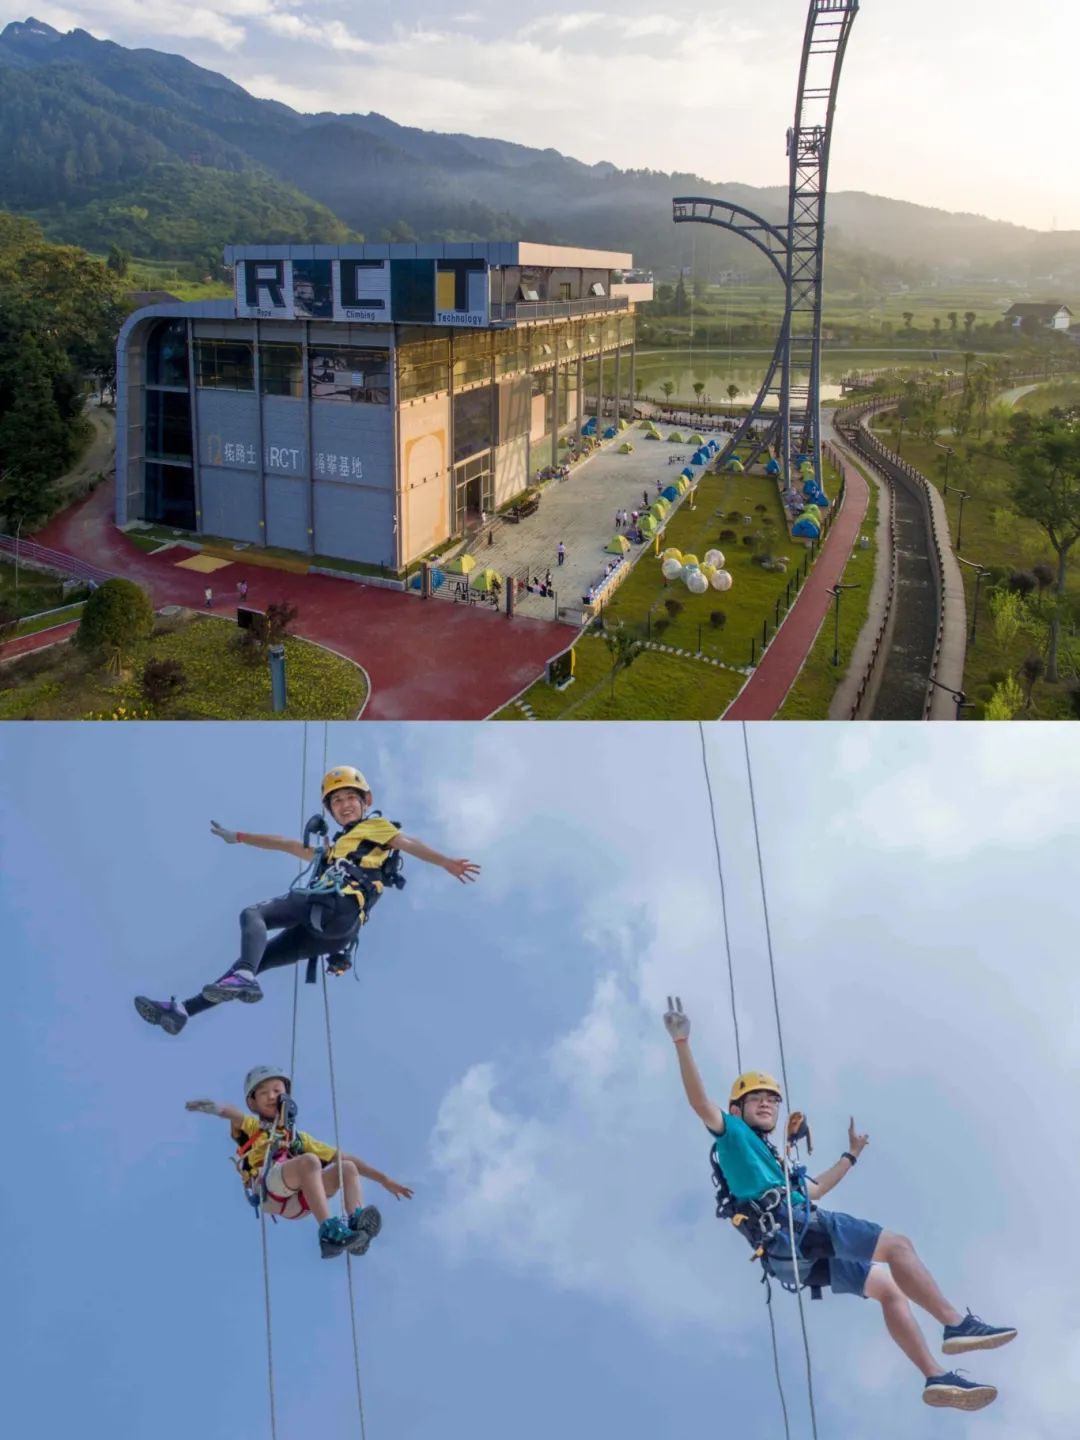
[745,1092,779,1105]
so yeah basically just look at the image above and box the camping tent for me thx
[470,566,503,591]
[445,553,476,574]
[606,534,631,554]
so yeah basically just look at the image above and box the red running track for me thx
[724,450,869,721]
[34,485,568,719]
[0,619,81,663]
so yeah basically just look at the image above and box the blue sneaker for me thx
[201,970,263,1004]
[923,1372,997,1411]
[318,1216,353,1259]
[943,1309,1018,1355]
[346,1205,382,1257]
[134,995,188,1036]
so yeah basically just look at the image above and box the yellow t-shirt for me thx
[323,815,401,908]
[234,1113,337,1186]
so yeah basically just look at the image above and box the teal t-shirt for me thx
[709,1112,806,1205]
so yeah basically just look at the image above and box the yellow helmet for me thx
[322,766,371,808]
[730,1071,783,1105]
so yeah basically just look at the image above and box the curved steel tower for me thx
[673,0,859,492]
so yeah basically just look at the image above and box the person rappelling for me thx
[186,1066,414,1258]
[134,766,480,1035]
[662,997,1016,1413]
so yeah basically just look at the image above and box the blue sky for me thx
[4,1,1078,228]
[2,722,1078,1440]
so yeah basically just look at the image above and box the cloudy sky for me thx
[2,721,1078,1439]
[3,0,1077,229]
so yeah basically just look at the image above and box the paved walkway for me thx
[724,427,870,720]
[32,483,567,719]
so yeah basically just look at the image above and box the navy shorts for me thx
[763,1206,882,1298]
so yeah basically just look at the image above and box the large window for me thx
[147,320,189,387]
[397,339,450,402]
[260,343,304,398]
[195,339,254,391]
[453,386,493,463]
[309,346,389,404]
[452,331,492,389]
[144,462,195,530]
[146,390,193,462]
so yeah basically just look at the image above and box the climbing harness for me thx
[237,1093,302,1219]
[290,809,407,985]
[699,720,820,1440]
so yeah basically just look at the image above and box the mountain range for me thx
[1,16,1077,285]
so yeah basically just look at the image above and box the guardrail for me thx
[0,534,117,586]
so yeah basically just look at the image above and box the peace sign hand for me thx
[848,1117,869,1158]
[663,995,690,1042]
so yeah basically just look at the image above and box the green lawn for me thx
[494,459,848,720]
[776,464,880,719]
[870,400,1078,719]
[0,562,91,624]
[0,611,367,720]
[494,631,745,720]
[1014,380,1080,417]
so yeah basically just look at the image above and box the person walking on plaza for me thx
[557,542,566,567]
[237,578,248,603]
[204,585,213,609]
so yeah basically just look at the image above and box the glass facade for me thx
[453,386,494,463]
[397,339,450,402]
[309,346,390,404]
[195,339,254,391]
[146,390,193,463]
[145,462,196,530]
[144,320,195,529]
[260,342,304,398]
[147,319,189,387]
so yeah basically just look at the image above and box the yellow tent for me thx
[470,566,503,591]
[688,433,705,446]
[606,534,631,554]
[619,441,634,454]
[667,430,685,443]
[446,553,476,574]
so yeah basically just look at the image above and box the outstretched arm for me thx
[341,1153,415,1200]
[664,997,728,1134]
[186,1099,246,1124]
[390,833,480,883]
[805,1117,868,1200]
[211,820,315,862]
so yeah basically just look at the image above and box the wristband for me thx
[236,831,246,843]
[842,1150,857,1166]
[673,1036,688,1045]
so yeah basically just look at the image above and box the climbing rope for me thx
[741,723,820,1440]
[697,720,741,1073]
[259,721,369,1440]
[698,722,822,1440]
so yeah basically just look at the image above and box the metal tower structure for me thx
[672,0,859,492]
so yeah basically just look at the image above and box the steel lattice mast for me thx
[673,0,859,492]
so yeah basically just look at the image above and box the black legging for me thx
[184,890,361,1016]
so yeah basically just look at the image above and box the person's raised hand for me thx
[210,820,239,844]
[664,995,690,1043]
[848,1117,869,1158]
[381,1177,415,1200]
[444,858,480,883]
[185,1099,220,1115]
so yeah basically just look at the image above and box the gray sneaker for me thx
[134,995,188,1036]
[346,1205,383,1257]
[201,970,263,1004]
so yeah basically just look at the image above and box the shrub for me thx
[77,578,153,672]
[663,598,683,619]
[709,610,727,630]
[1007,570,1037,598]
[741,535,756,548]
[141,658,187,713]
[653,617,670,636]
[720,529,737,542]
[1032,563,1054,595]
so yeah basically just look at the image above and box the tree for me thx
[1019,654,1044,710]
[1004,416,1080,681]
[726,383,739,404]
[673,275,689,316]
[901,311,914,330]
[692,381,705,404]
[603,620,642,698]
[106,244,130,277]
[984,674,1023,720]
[963,311,977,336]
[77,578,154,674]
[989,587,1026,653]
[660,381,675,402]
[947,311,959,332]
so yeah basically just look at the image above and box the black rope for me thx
[697,721,742,1073]
[742,722,820,1440]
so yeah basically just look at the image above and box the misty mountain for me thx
[1,16,1076,283]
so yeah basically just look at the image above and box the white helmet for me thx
[244,1066,291,1110]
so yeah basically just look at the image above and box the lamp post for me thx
[957,556,991,644]
[926,673,975,721]
[943,484,970,552]
[14,517,23,600]
[934,442,954,490]
[828,582,861,667]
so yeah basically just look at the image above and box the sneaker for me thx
[318,1216,353,1259]
[346,1205,382,1257]
[943,1309,1018,1354]
[923,1372,998,1411]
[134,995,188,1036]
[201,970,263,1005]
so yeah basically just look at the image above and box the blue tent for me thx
[661,484,679,503]
[708,439,719,452]
[603,426,617,439]
[766,458,781,476]
[680,467,695,480]
[693,449,709,465]
[792,517,821,539]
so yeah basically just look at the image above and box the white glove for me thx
[185,1099,220,1115]
[663,995,690,1042]
[210,820,239,844]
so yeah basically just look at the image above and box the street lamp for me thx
[934,442,954,490]
[943,484,970,552]
[957,556,991,644]
[14,517,22,600]
[926,673,975,721]
[828,581,861,667]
